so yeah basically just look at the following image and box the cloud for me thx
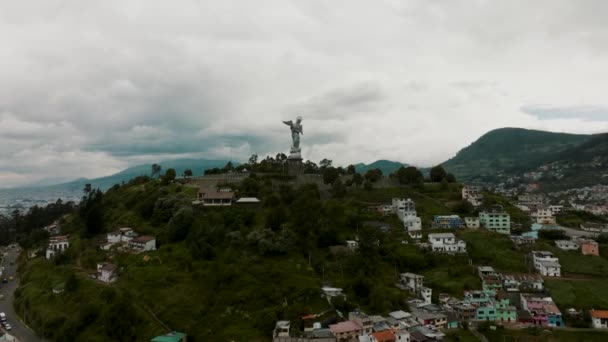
[522,105,608,122]
[0,0,608,187]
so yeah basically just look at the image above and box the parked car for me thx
[0,312,6,322]
[8,276,13,281]
[4,324,11,330]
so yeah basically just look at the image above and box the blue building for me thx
[433,215,464,229]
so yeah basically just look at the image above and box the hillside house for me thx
[532,208,555,224]
[478,266,498,278]
[580,222,608,233]
[464,217,480,229]
[555,240,579,251]
[97,263,117,283]
[348,311,373,335]
[321,286,344,299]
[531,251,561,277]
[197,187,234,206]
[329,321,363,341]
[462,186,483,207]
[502,274,544,292]
[591,310,608,329]
[399,273,432,305]
[520,294,563,327]
[580,239,599,256]
[427,233,467,254]
[548,205,563,215]
[393,198,422,238]
[518,194,546,208]
[345,240,359,251]
[478,207,510,234]
[46,235,69,259]
[403,216,422,239]
[130,236,156,252]
[433,215,463,229]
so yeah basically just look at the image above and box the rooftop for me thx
[329,320,361,334]
[150,331,186,342]
[591,310,608,319]
[132,235,155,243]
[428,233,455,239]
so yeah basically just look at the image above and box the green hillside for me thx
[354,160,408,175]
[442,128,608,188]
[10,171,608,341]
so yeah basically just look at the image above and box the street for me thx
[0,247,46,342]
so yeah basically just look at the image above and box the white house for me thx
[97,263,118,283]
[346,240,359,251]
[403,216,422,239]
[46,235,69,259]
[321,286,344,299]
[555,240,579,251]
[107,227,137,244]
[400,273,424,292]
[531,251,561,276]
[532,207,555,224]
[129,236,156,252]
[427,233,467,254]
[465,217,480,229]
[591,310,608,329]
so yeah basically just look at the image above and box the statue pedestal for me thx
[287,156,303,176]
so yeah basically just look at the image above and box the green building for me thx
[151,331,187,342]
[479,207,510,235]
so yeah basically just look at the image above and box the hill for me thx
[442,128,608,189]
[354,160,408,175]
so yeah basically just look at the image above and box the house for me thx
[97,263,118,284]
[463,291,493,306]
[150,331,187,342]
[427,233,467,254]
[329,321,363,341]
[348,311,373,335]
[502,273,544,292]
[478,207,510,234]
[393,198,422,238]
[346,240,359,251]
[234,197,261,206]
[548,205,563,215]
[475,305,497,321]
[403,216,422,239]
[580,239,600,256]
[478,266,497,278]
[107,227,137,246]
[322,286,344,300]
[530,251,561,277]
[432,215,463,229]
[370,330,396,342]
[555,240,579,251]
[413,312,447,328]
[518,194,546,208]
[532,207,555,224]
[197,187,234,206]
[273,321,291,338]
[590,310,608,329]
[462,186,483,207]
[520,294,563,327]
[46,235,69,259]
[511,235,536,246]
[388,310,412,321]
[130,236,156,252]
[464,217,480,229]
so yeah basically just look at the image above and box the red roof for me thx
[591,310,608,319]
[372,330,396,342]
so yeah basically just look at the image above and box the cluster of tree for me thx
[429,165,456,183]
[0,199,76,248]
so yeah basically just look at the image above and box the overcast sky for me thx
[1,0,608,187]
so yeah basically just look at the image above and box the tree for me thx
[161,168,177,185]
[331,179,347,198]
[319,159,333,170]
[323,167,340,185]
[395,166,423,185]
[168,207,194,242]
[446,173,457,183]
[83,183,92,195]
[183,169,193,178]
[352,173,364,187]
[363,181,373,191]
[346,164,356,174]
[364,169,383,183]
[151,164,162,179]
[248,154,258,165]
[430,165,447,182]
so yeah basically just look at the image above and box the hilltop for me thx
[442,128,608,189]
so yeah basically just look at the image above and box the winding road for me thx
[0,247,46,342]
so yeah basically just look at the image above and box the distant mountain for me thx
[442,127,608,189]
[51,158,234,191]
[354,160,408,175]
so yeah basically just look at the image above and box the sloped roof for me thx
[591,310,608,319]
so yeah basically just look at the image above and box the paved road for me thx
[0,247,46,342]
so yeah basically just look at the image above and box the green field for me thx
[546,278,608,310]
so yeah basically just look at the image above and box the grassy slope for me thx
[16,179,608,341]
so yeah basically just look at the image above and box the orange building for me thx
[581,240,599,256]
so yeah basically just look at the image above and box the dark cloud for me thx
[0,0,607,187]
